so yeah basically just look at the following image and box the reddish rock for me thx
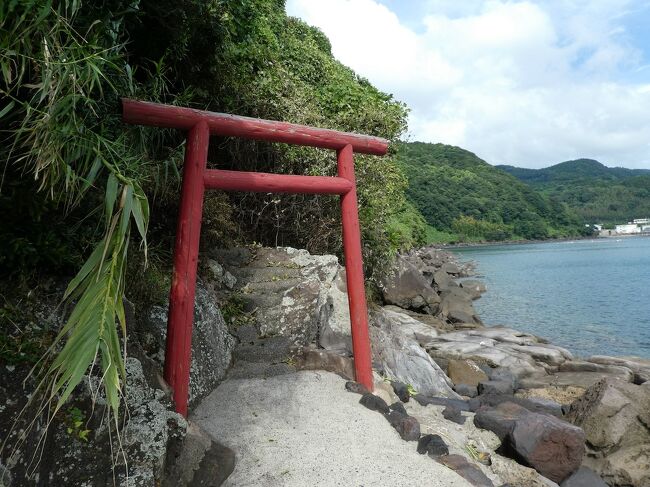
[474,401,585,483]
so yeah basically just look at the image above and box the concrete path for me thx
[192,371,471,486]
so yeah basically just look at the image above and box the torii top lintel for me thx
[121,99,389,155]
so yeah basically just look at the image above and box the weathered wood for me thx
[203,169,352,194]
[164,121,210,417]
[122,98,389,155]
[337,144,374,392]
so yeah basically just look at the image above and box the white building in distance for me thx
[615,224,641,234]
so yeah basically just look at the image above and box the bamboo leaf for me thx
[0,101,14,120]
[105,173,118,225]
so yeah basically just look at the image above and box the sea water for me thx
[453,236,650,358]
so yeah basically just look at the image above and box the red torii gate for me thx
[122,99,388,416]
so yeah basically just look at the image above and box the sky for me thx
[286,0,650,168]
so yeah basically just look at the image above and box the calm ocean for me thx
[452,236,650,359]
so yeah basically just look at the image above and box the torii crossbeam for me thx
[122,99,388,416]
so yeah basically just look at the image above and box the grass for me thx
[424,226,460,245]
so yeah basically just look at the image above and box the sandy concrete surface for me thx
[192,371,472,486]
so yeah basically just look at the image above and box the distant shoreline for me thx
[431,233,650,250]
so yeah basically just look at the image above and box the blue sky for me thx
[287,0,650,168]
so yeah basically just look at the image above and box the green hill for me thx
[498,160,650,224]
[397,142,588,242]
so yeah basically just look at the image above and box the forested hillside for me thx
[397,142,589,242]
[498,160,650,224]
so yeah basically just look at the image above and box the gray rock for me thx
[370,307,459,398]
[478,380,514,396]
[390,402,407,415]
[560,467,608,487]
[426,328,571,379]
[519,370,633,390]
[387,411,421,441]
[442,405,466,425]
[470,394,563,417]
[487,368,518,389]
[441,262,461,275]
[345,381,370,395]
[566,378,650,487]
[417,434,449,457]
[433,269,455,292]
[295,348,355,380]
[359,393,390,414]
[415,395,471,411]
[440,287,481,324]
[380,254,440,313]
[391,381,411,402]
[144,279,236,407]
[214,247,351,352]
[459,279,487,300]
[454,383,478,398]
[318,267,353,353]
[586,355,650,384]
[163,421,235,487]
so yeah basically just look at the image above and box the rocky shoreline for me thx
[1,245,648,486]
[200,244,649,486]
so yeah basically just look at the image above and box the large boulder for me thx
[566,378,650,486]
[474,402,585,483]
[370,307,459,398]
[439,287,481,325]
[379,254,440,313]
[143,278,236,407]
[212,247,352,353]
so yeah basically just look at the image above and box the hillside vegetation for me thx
[498,159,650,224]
[397,142,589,242]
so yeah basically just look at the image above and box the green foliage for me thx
[386,200,428,251]
[62,407,91,442]
[397,142,586,241]
[0,304,54,365]
[499,160,650,224]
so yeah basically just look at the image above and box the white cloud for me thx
[286,0,650,168]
